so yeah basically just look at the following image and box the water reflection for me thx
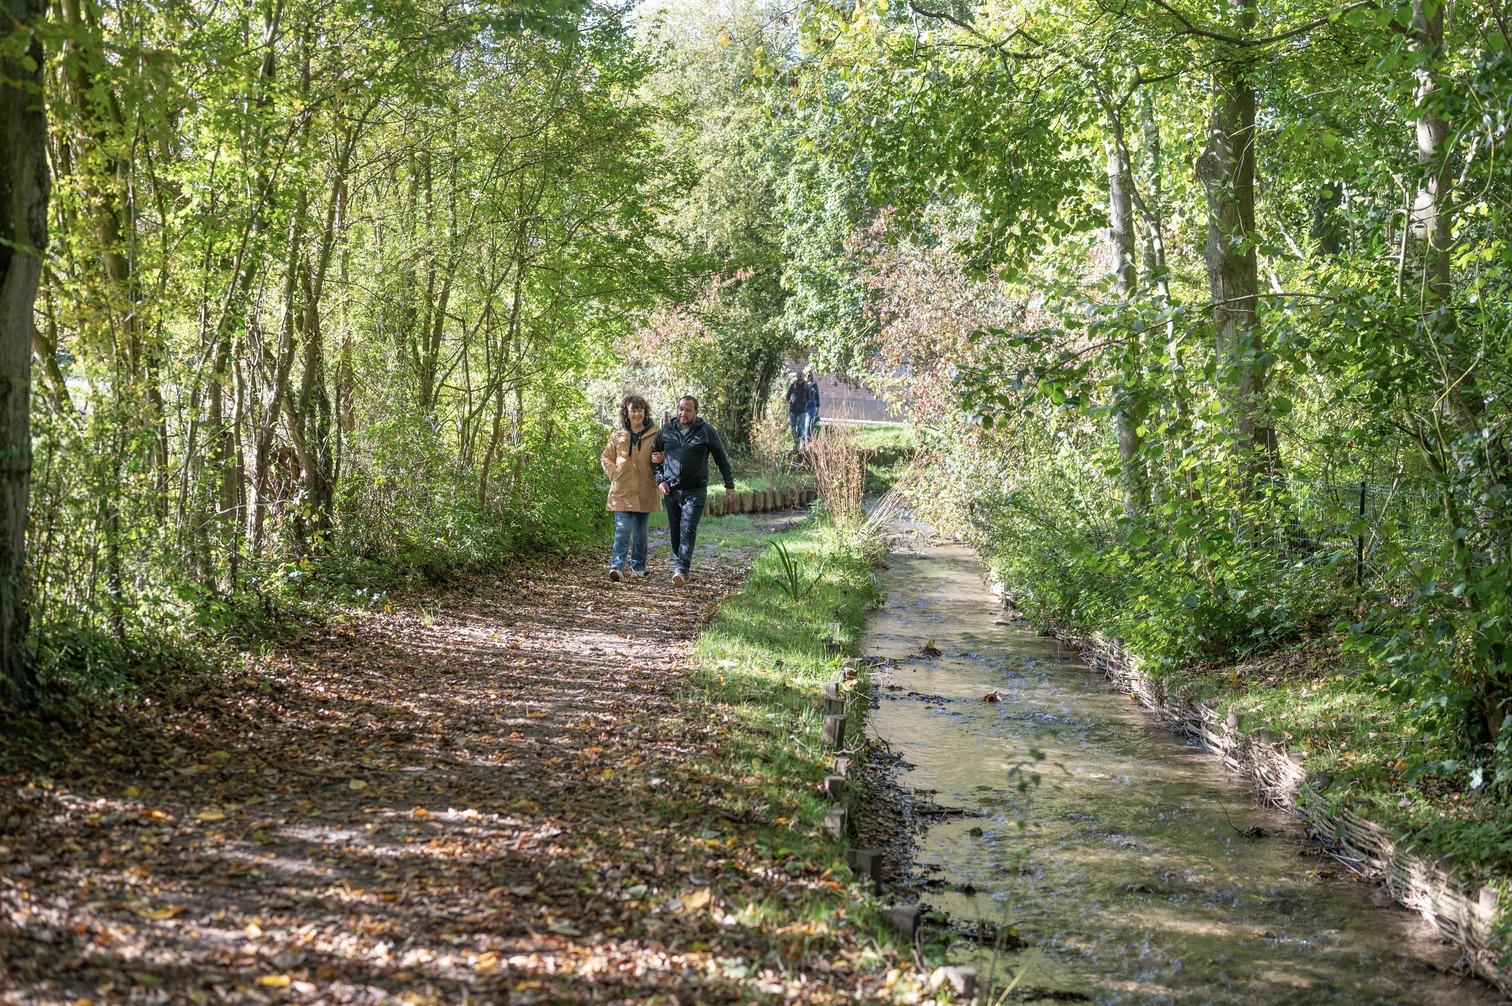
[865,545,1497,1005]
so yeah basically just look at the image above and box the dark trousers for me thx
[664,487,707,573]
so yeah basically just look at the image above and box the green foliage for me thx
[778,0,1512,798]
[605,0,800,445]
[29,0,678,694]
[769,538,830,602]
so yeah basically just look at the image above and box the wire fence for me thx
[1286,469,1451,591]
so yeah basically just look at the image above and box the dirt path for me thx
[1,521,880,1004]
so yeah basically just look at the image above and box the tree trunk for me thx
[0,0,49,704]
[1409,0,1511,743]
[1104,100,1148,519]
[1136,91,1171,296]
[1196,1,1278,484]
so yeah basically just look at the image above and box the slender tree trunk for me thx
[206,339,237,592]
[1103,100,1148,519]
[1409,0,1511,741]
[1,0,49,703]
[1196,0,1278,484]
[1136,91,1171,298]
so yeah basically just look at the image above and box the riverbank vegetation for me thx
[686,510,918,985]
[747,0,1512,872]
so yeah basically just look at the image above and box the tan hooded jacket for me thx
[600,423,661,513]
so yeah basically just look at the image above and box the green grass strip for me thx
[687,515,914,969]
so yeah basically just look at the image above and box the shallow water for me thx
[864,543,1500,1005]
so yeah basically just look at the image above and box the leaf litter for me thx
[1,537,905,1004]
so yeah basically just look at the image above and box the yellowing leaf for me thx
[196,809,226,822]
[257,974,291,988]
[682,887,713,912]
[137,905,184,921]
[348,779,368,791]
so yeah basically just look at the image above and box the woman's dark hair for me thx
[619,394,652,430]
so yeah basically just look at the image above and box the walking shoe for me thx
[609,569,623,583]
[672,569,687,586]
[631,569,648,578]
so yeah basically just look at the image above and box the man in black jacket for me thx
[785,370,807,451]
[802,370,821,441]
[651,396,736,586]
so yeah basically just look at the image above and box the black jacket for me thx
[786,380,805,414]
[653,418,735,492]
[803,379,821,412]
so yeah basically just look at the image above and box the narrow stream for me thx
[864,542,1499,1005]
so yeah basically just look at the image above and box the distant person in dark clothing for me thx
[785,370,807,450]
[803,370,821,441]
[651,396,736,586]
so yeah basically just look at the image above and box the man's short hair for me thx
[678,395,699,410]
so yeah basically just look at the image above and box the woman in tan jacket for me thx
[600,394,660,581]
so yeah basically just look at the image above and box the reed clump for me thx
[806,426,866,530]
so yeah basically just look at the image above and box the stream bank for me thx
[859,532,1499,1004]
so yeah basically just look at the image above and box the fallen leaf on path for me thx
[137,905,185,921]
[982,691,1000,703]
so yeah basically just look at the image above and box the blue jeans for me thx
[789,410,806,450]
[664,488,707,573]
[611,511,649,572]
[806,408,819,441]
